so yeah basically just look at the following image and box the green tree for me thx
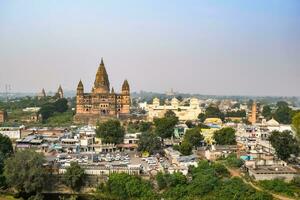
[164,110,177,118]
[53,98,69,113]
[137,132,162,154]
[154,117,178,139]
[0,135,13,187]
[100,173,156,199]
[0,134,13,157]
[4,150,46,196]
[179,141,193,156]
[205,106,225,121]
[213,127,237,145]
[63,162,85,191]
[292,112,300,139]
[198,113,206,122]
[225,110,246,118]
[96,119,125,144]
[225,153,244,168]
[273,101,292,124]
[183,128,204,148]
[39,103,56,121]
[269,130,299,161]
[262,105,272,120]
[139,121,152,132]
[185,120,195,128]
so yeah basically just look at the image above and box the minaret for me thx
[76,80,84,114]
[121,79,130,95]
[111,87,115,93]
[251,101,257,125]
[42,88,46,97]
[120,79,130,114]
[93,57,110,93]
[57,85,64,98]
[77,80,84,95]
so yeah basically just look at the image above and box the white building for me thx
[145,97,202,121]
[0,127,22,139]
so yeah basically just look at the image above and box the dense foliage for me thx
[96,119,125,144]
[0,135,13,188]
[225,110,246,118]
[4,150,46,197]
[179,141,193,156]
[213,127,237,145]
[202,106,225,121]
[262,105,272,120]
[154,115,178,139]
[126,121,152,133]
[137,132,162,154]
[292,112,300,139]
[63,162,85,191]
[259,178,300,198]
[159,161,271,200]
[223,153,244,168]
[96,173,157,199]
[273,101,293,124]
[269,130,299,161]
[183,128,204,148]
[39,98,69,121]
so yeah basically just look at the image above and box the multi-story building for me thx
[74,58,130,124]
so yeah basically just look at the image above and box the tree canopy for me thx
[183,128,204,148]
[205,106,225,121]
[4,150,46,195]
[292,112,300,139]
[154,116,178,139]
[137,132,162,154]
[0,135,13,188]
[179,141,193,156]
[96,119,125,144]
[213,127,237,145]
[39,98,69,121]
[262,105,272,120]
[63,162,85,191]
[273,101,292,124]
[269,130,300,161]
[97,173,157,199]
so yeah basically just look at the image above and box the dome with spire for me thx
[93,58,110,93]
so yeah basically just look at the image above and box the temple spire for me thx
[93,57,110,93]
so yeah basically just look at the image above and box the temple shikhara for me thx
[74,58,130,124]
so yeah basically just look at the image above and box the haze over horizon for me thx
[0,0,299,96]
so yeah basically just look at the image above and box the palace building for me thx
[74,58,130,124]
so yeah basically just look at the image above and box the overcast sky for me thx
[0,0,299,96]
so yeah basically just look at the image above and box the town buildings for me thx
[74,58,131,124]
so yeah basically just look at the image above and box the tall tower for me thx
[57,85,64,98]
[76,80,85,113]
[121,79,130,114]
[251,101,257,125]
[93,58,110,93]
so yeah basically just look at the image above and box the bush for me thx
[259,178,299,197]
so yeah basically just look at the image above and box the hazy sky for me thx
[0,0,299,96]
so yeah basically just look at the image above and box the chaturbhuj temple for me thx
[74,58,130,124]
